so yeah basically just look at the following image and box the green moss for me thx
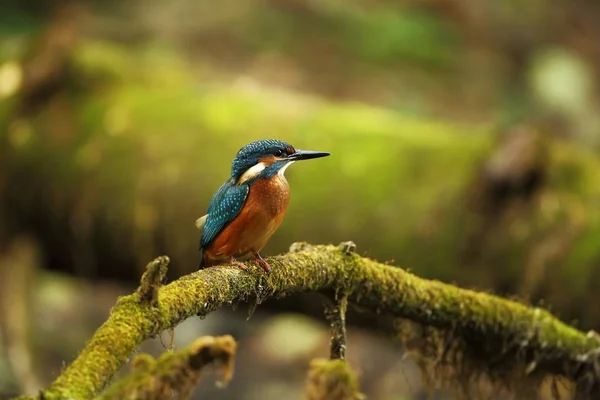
[305,359,363,400]
[136,256,169,306]
[38,295,163,400]
[20,247,600,399]
[98,335,237,400]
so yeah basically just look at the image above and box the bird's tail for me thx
[198,248,221,270]
[198,247,205,270]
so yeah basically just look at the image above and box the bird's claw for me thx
[229,255,271,274]
[254,253,271,274]
[229,257,249,271]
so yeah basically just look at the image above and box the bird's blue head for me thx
[231,139,330,184]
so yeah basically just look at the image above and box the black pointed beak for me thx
[289,149,330,161]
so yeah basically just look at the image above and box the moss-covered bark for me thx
[304,359,364,400]
[136,256,169,306]
[14,242,600,399]
[98,335,236,400]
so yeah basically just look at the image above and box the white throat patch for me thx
[278,161,295,177]
[238,162,266,184]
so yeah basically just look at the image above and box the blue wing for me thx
[200,180,250,248]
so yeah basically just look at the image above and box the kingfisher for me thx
[196,139,330,273]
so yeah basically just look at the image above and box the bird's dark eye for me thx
[274,149,284,157]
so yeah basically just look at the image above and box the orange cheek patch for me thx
[259,156,277,166]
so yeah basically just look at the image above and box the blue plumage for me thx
[202,139,293,248]
[198,139,330,272]
[200,180,249,248]
[231,139,294,180]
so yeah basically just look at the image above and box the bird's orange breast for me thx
[203,175,290,262]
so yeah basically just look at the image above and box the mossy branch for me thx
[136,256,169,306]
[17,242,600,399]
[304,359,364,400]
[98,335,236,400]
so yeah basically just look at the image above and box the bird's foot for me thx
[229,256,249,271]
[253,252,271,274]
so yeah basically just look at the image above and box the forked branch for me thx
[12,243,600,399]
[98,335,237,400]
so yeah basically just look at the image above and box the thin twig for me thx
[324,295,348,360]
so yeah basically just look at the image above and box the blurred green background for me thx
[1,0,600,399]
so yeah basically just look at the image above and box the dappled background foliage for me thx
[1,0,599,399]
